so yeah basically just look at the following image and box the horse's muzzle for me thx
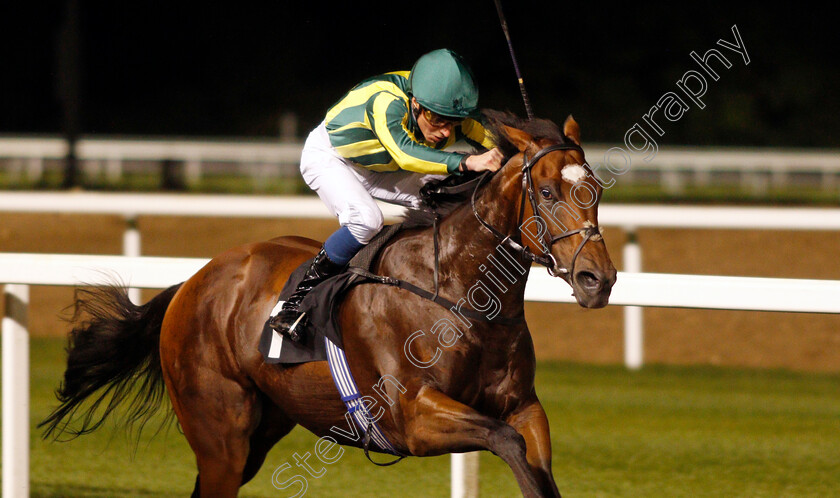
[571,267,616,308]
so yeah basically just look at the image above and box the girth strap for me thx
[347,267,524,326]
[363,419,406,466]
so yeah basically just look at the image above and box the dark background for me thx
[2,1,838,147]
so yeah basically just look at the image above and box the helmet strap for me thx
[410,99,422,124]
[409,100,423,137]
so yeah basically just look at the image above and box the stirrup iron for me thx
[285,312,307,342]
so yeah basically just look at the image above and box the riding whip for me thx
[493,0,534,120]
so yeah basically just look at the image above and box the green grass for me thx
[3,338,839,497]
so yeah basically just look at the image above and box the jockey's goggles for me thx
[422,107,464,128]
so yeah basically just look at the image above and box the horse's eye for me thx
[540,188,552,199]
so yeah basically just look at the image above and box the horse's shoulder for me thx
[374,228,432,276]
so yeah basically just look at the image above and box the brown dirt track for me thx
[1,210,839,372]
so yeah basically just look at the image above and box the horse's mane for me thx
[482,109,567,157]
[402,109,567,228]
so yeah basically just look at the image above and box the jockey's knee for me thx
[341,204,383,245]
[345,221,382,245]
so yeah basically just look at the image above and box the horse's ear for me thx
[563,115,581,145]
[501,124,535,153]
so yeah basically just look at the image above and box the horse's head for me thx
[487,111,616,308]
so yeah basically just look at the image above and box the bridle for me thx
[471,142,603,282]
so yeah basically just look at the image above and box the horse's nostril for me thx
[575,271,600,291]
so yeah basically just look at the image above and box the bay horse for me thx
[41,111,616,497]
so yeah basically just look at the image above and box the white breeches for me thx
[299,122,443,244]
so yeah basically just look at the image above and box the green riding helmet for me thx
[409,49,479,119]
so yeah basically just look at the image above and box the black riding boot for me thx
[269,247,343,342]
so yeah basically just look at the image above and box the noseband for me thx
[471,143,602,282]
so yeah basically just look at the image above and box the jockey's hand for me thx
[463,148,504,173]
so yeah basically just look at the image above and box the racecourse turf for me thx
[4,337,839,497]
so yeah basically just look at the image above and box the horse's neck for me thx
[375,164,532,319]
[435,166,532,308]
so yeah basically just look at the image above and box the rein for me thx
[348,267,524,326]
[471,143,602,283]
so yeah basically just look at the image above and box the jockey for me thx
[271,48,504,341]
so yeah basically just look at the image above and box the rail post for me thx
[451,452,479,498]
[623,228,644,369]
[3,284,30,498]
[123,215,142,304]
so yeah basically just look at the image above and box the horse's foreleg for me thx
[401,386,544,498]
[506,400,562,498]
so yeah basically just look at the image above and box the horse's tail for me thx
[39,282,182,441]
